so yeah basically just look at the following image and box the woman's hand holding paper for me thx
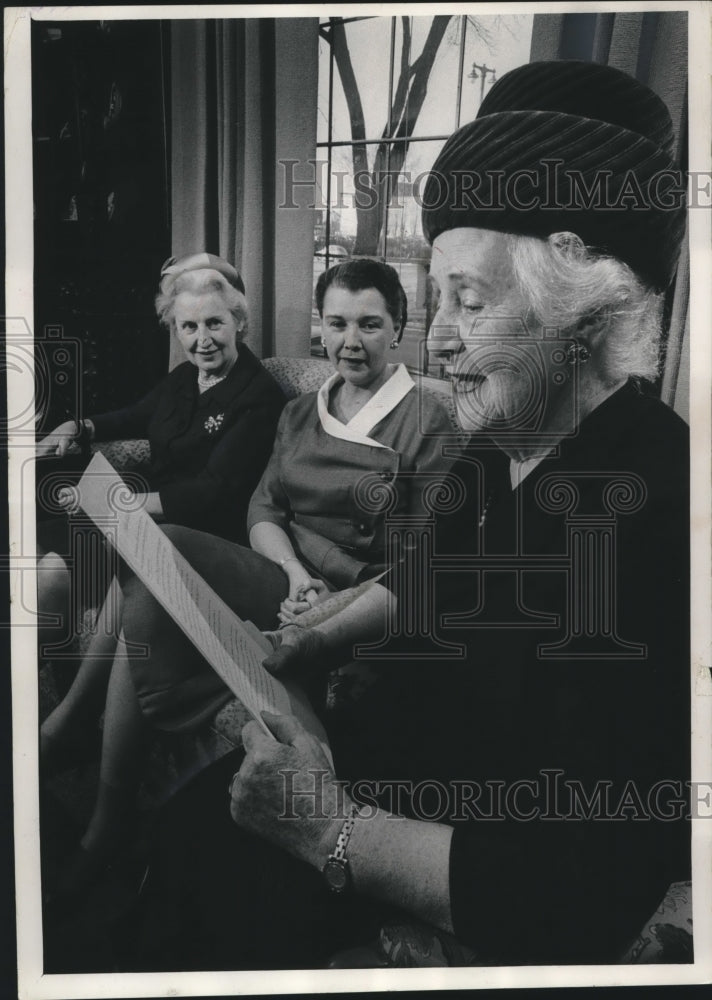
[230,711,346,869]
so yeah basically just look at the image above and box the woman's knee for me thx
[159,523,212,557]
[38,551,68,580]
[151,524,230,579]
[121,527,199,632]
[37,552,70,611]
[121,575,166,639]
[159,524,189,546]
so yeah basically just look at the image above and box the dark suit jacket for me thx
[91,345,286,543]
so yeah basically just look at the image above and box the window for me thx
[312,14,533,372]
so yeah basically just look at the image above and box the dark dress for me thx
[127,381,690,968]
[90,344,286,544]
[330,380,691,964]
[37,345,286,553]
[37,346,285,670]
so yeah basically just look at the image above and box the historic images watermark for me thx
[280,159,712,212]
[279,768,712,823]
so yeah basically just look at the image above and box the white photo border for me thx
[6,2,712,996]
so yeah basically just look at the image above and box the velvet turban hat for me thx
[421,61,686,290]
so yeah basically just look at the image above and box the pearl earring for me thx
[390,339,400,350]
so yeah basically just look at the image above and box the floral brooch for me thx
[204,413,225,435]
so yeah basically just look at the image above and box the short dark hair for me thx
[315,259,408,342]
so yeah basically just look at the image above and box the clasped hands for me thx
[278,561,329,625]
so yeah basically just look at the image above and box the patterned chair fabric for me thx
[91,357,460,473]
[263,356,334,397]
[93,437,151,471]
[618,881,693,964]
[328,881,694,968]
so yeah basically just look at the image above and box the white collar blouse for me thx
[316,363,415,450]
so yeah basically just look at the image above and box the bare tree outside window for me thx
[330,15,453,255]
[313,14,533,370]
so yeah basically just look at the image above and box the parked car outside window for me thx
[314,244,349,258]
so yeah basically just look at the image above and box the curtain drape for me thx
[530,11,689,419]
[169,19,319,365]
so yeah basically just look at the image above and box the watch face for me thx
[323,857,348,892]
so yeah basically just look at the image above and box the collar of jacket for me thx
[173,344,260,407]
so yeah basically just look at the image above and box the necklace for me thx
[197,357,237,393]
[198,371,228,391]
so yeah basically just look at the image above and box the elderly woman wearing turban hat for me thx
[123,63,690,969]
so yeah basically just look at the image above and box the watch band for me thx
[322,804,359,893]
[332,805,358,862]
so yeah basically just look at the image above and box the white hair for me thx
[155,269,248,341]
[506,231,663,384]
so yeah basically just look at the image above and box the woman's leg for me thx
[37,519,115,696]
[45,632,152,902]
[37,551,70,653]
[79,633,150,859]
[121,525,290,731]
[36,549,81,699]
[41,577,123,767]
[36,518,73,658]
